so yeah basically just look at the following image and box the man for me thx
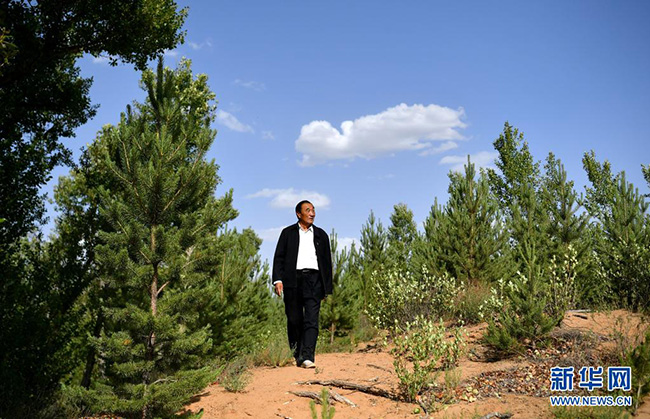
[272,200,333,368]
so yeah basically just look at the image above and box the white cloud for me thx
[295,103,466,166]
[92,55,110,64]
[234,79,266,91]
[188,39,213,50]
[216,110,254,133]
[246,188,331,209]
[337,237,357,252]
[256,226,284,242]
[262,130,275,140]
[439,151,498,173]
[418,140,459,156]
[164,49,179,57]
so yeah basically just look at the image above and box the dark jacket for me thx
[272,223,333,295]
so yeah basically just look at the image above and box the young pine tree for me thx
[485,182,557,353]
[386,203,418,271]
[320,231,361,344]
[599,173,650,309]
[78,59,235,418]
[359,211,388,310]
[540,153,590,315]
[439,156,508,285]
[411,198,448,278]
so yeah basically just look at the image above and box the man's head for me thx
[295,200,315,228]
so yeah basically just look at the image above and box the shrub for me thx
[391,316,466,402]
[367,266,461,332]
[220,358,250,393]
[484,264,557,354]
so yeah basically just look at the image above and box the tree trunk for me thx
[80,307,103,388]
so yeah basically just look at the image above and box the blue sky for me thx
[46,0,650,264]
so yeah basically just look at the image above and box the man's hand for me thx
[274,282,283,297]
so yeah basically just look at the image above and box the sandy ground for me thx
[184,310,650,419]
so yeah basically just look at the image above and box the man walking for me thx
[273,200,333,368]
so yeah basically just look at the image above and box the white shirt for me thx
[296,224,319,270]
[274,223,319,285]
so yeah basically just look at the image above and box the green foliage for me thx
[62,59,231,418]
[246,326,294,367]
[198,227,275,358]
[582,150,618,220]
[624,330,650,412]
[220,358,251,393]
[0,0,186,247]
[439,156,509,285]
[391,316,466,402]
[484,244,558,354]
[551,406,629,419]
[367,267,461,332]
[359,210,388,309]
[643,164,650,193]
[486,180,558,353]
[542,153,592,308]
[0,3,186,415]
[486,122,541,216]
[309,387,336,419]
[0,237,91,417]
[386,203,418,270]
[598,174,649,310]
[547,245,579,321]
[411,199,449,278]
[320,232,361,344]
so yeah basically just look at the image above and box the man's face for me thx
[297,202,315,227]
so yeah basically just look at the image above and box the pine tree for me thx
[320,231,361,344]
[387,203,418,271]
[583,152,650,309]
[485,181,557,353]
[74,59,235,418]
[439,156,508,285]
[411,198,448,278]
[199,227,275,357]
[599,173,650,309]
[359,211,388,310]
[540,153,590,314]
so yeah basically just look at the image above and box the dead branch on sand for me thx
[288,390,357,407]
[296,379,398,400]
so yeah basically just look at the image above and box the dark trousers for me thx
[284,269,324,363]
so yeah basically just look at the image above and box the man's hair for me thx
[295,200,313,214]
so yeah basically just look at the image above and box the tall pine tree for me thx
[320,232,361,344]
[439,156,507,285]
[359,211,388,310]
[74,59,235,418]
[386,203,418,271]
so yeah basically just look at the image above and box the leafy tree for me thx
[320,232,361,344]
[0,0,186,248]
[439,157,508,285]
[486,122,541,216]
[582,150,618,219]
[359,210,387,309]
[386,203,418,271]
[67,59,232,418]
